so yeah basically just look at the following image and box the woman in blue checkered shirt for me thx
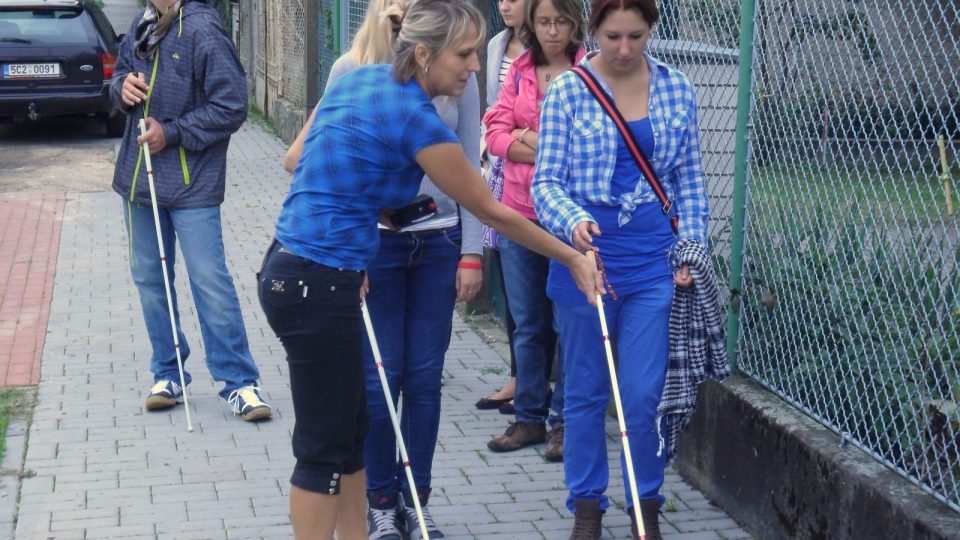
[531,0,709,538]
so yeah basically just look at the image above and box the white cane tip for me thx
[187,426,194,432]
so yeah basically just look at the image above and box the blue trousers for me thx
[558,277,672,513]
[499,234,563,426]
[362,227,461,496]
[123,201,260,399]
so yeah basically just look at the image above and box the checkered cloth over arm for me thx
[657,239,730,462]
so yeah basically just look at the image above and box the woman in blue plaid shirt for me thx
[530,0,709,538]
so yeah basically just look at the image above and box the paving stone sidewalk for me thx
[13,122,751,539]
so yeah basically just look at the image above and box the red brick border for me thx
[0,191,64,386]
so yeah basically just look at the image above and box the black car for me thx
[0,0,125,136]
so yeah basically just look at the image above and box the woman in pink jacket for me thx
[482,0,586,461]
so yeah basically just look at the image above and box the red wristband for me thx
[457,261,482,270]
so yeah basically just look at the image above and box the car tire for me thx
[105,112,126,137]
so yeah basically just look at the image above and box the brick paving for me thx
[10,122,752,539]
[0,191,64,386]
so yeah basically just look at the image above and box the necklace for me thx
[544,63,572,84]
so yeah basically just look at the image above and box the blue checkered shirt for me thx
[275,65,459,270]
[532,53,709,244]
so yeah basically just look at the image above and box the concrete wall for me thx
[674,376,960,540]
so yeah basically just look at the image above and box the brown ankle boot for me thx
[544,422,564,462]
[568,499,603,540]
[628,500,663,540]
[487,422,546,452]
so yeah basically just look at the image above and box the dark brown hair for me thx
[520,0,585,67]
[587,0,659,34]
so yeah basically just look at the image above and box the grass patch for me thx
[479,365,507,376]
[750,163,960,224]
[247,104,279,137]
[0,387,36,464]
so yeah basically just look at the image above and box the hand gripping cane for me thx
[138,119,193,433]
[589,251,645,539]
[361,301,430,539]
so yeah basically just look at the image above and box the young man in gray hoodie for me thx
[110,0,270,421]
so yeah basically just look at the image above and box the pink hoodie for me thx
[483,47,587,219]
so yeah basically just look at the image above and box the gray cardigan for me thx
[485,29,513,109]
[326,56,483,256]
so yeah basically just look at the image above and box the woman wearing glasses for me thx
[482,0,585,461]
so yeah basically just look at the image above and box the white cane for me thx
[361,301,430,539]
[589,251,645,539]
[138,118,193,433]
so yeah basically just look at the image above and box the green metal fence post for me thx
[334,0,343,55]
[725,0,757,369]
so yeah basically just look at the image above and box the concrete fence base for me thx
[673,375,960,540]
[269,97,307,145]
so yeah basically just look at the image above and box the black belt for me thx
[379,225,456,238]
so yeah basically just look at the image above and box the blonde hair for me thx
[392,0,485,83]
[349,0,407,65]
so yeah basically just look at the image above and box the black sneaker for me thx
[144,380,182,411]
[401,490,444,540]
[367,492,402,540]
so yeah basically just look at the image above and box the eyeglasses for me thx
[534,17,574,31]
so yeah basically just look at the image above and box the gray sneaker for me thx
[401,491,444,540]
[367,492,402,540]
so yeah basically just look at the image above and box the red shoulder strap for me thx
[570,66,678,233]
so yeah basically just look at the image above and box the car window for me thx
[0,9,96,45]
[88,7,116,44]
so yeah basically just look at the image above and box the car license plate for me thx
[2,63,61,79]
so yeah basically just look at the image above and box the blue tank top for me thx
[547,118,673,306]
[612,118,655,197]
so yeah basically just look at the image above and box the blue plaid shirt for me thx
[532,53,709,245]
[275,65,459,270]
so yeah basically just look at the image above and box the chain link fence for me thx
[318,0,340,98]
[282,0,308,108]
[737,0,960,512]
[248,0,315,111]
[315,0,373,97]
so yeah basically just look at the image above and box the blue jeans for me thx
[558,278,672,513]
[363,227,461,496]
[123,201,260,399]
[499,233,563,427]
